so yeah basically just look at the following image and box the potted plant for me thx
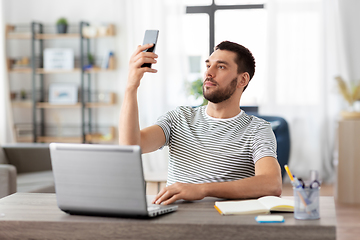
[187,78,208,106]
[335,76,360,118]
[20,89,27,100]
[56,17,68,34]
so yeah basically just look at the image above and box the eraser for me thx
[255,215,284,223]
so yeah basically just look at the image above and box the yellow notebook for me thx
[214,196,294,215]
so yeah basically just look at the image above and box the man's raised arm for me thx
[119,44,165,153]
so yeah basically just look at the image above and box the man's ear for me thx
[237,72,250,89]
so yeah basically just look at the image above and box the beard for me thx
[202,77,238,104]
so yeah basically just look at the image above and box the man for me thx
[119,41,282,205]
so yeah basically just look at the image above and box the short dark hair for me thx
[215,41,256,91]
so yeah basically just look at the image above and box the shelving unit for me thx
[6,22,117,144]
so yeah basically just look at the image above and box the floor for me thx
[282,183,360,240]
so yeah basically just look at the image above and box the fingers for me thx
[132,52,158,67]
[127,44,158,89]
[152,186,180,205]
[130,46,158,72]
[162,195,179,205]
[131,44,157,62]
[133,43,155,56]
[131,49,157,62]
[152,188,167,204]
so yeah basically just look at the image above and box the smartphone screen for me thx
[141,30,159,68]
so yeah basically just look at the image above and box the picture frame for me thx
[44,48,74,70]
[48,83,78,104]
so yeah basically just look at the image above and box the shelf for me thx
[7,22,116,144]
[6,33,31,39]
[12,101,116,109]
[12,101,32,108]
[35,33,80,39]
[36,68,81,74]
[36,99,116,108]
[34,33,115,40]
[36,136,82,143]
[8,68,80,74]
[85,126,116,143]
[7,33,115,40]
[36,127,116,143]
[9,68,115,74]
[17,135,115,144]
[85,103,116,108]
[16,136,33,143]
[84,67,115,73]
[8,68,32,73]
[36,103,82,109]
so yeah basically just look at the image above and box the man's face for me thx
[202,50,239,103]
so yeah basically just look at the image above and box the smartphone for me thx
[141,30,159,68]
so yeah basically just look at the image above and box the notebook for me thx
[214,196,294,215]
[49,143,178,218]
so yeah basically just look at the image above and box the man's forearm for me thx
[153,157,282,205]
[119,44,158,145]
[202,174,282,199]
[152,173,282,205]
[119,88,141,145]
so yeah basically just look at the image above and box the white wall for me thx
[338,0,360,83]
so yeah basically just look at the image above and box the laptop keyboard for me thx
[148,205,161,211]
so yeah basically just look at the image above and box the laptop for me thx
[49,143,178,218]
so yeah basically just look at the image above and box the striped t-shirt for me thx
[155,106,277,186]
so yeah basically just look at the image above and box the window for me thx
[183,0,267,106]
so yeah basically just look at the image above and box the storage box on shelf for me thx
[6,22,117,144]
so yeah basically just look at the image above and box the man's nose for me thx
[205,66,215,78]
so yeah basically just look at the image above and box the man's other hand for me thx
[152,182,206,205]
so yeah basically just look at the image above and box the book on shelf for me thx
[214,196,294,215]
[101,51,114,69]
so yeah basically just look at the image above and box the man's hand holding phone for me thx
[127,44,158,91]
[127,30,159,91]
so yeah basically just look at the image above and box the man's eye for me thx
[219,65,225,69]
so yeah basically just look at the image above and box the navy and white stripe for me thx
[155,106,277,186]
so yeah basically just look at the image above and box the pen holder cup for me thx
[293,187,320,220]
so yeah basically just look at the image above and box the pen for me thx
[284,165,311,213]
[214,205,223,215]
[284,165,294,182]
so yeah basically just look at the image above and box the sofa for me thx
[0,143,55,199]
[0,148,16,198]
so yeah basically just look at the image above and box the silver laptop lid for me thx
[50,143,148,217]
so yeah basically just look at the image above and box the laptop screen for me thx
[50,143,149,217]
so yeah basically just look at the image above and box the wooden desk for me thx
[0,193,336,240]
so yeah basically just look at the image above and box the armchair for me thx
[241,106,291,179]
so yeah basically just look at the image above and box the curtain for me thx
[123,0,186,173]
[263,0,348,182]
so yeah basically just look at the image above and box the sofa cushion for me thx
[0,164,17,198]
[17,170,55,193]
